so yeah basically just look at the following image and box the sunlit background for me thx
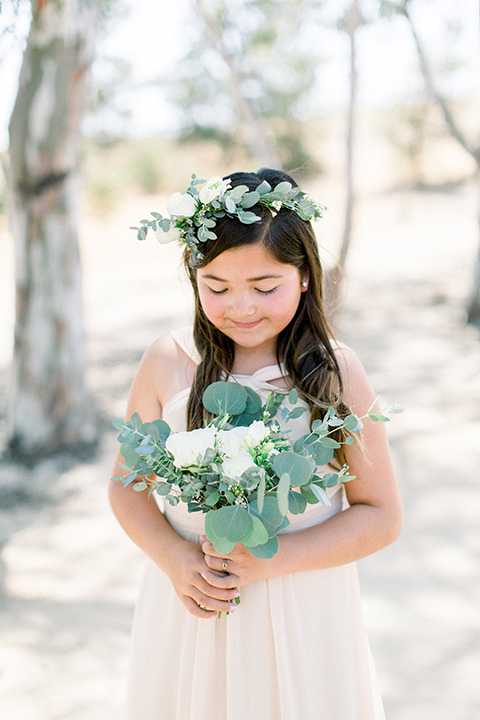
[0,1,479,719]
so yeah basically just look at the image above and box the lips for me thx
[231,319,262,329]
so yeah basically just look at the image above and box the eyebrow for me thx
[201,273,282,282]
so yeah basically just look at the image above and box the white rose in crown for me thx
[199,177,231,204]
[167,191,197,218]
[222,449,257,480]
[154,224,181,244]
[165,426,217,467]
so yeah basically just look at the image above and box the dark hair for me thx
[184,168,351,464]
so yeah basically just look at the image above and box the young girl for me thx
[109,168,403,720]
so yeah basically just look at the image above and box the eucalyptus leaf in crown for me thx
[130,175,327,260]
[112,382,403,559]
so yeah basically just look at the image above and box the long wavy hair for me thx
[183,168,351,465]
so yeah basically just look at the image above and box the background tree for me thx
[6,0,104,460]
[168,0,326,170]
[382,0,480,325]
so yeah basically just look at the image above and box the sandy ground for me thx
[1,181,480,719]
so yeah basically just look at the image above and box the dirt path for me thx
[1,184,479,719]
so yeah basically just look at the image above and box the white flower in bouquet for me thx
[165,426,217,468]
[166,191,197,218]
[154,224,181,244]
[198,177,231,204]
[243,420,271,449]
[222,449,256,480]
[217,426,248,456]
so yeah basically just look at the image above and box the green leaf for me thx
[202,382,247,415]
[237,210,261,224]
[286,407,306,420]
[133,480,148,492]
[319,472,339,488]
[368,413,390,423]
[343,415,364,432]
[155,482,172,496]
[229,184,249,198]
[247,536,279,559]
[288,388,298,404]
[386,402,405,414]
[272,451,312,486]
[240,191,260,208]
[288,490,307,515]
[317,437,341,448]
[249,496,285,537]
[257,469,266,514]
[255,180,272,195]
[211,536,237,554]
[205,491,220,506]
[209,504,253,543]
[277,472,290,516]
[300,485,321,504]
[242,514,269,547]
[309,484,331,506]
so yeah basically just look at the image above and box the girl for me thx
[109,168,403,720]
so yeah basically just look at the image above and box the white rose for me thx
[222,449,256,479]
[217,426,248,459]
[244,421,271,449]
[154,224,182,244]
[165,426,217,468]
[199,177,231,204]
[166,192,197,218]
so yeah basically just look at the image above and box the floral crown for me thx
[132,174,326,260]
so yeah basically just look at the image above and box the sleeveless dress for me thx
[125,328,385,720]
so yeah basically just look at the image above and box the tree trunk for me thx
[401,0,480,325]
[328,1,361,306]
[467,172,480,325]
[6,0,101,460]
[194,0,281,168]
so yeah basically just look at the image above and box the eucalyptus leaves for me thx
[112,382,403,559]
[130,174,327,260]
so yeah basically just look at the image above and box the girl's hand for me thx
[201,536,269,590]
[163,538,240,619]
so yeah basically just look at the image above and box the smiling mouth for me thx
[231,319,262,329]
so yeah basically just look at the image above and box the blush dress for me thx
[124,328,385,720]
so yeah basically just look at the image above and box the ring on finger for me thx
[221,558,228,573]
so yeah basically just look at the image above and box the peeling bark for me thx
[7,0,102,459]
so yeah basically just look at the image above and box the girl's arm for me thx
[109,334,240,618]
[201,346,403,585]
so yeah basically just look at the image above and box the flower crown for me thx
[131,174,326,260]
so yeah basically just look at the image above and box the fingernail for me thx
[233,591,240,598]
[228,604,238,612]
[201,572,208,580]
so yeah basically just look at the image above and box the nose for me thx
[227,291,256,318]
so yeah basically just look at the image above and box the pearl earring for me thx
[301,281,307,288]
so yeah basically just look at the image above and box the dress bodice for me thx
[160,327,345,540]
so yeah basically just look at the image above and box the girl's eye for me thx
[208,287,227,295]
[256,287,277,295]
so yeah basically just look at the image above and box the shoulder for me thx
[331,343,376,415]
[129,331,196,414]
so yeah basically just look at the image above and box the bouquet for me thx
[112,382,402,558]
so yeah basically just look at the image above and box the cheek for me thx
[198,290,224,320]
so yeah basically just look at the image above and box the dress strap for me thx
[170,326,201,365]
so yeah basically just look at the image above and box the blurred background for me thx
[0,1,479,718]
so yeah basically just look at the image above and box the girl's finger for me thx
[202,570,241,588]
[193,591,239,615]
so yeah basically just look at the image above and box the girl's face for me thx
[197,242,307,357]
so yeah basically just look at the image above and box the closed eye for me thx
[207,287,227,295]
[256,287,278,295]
